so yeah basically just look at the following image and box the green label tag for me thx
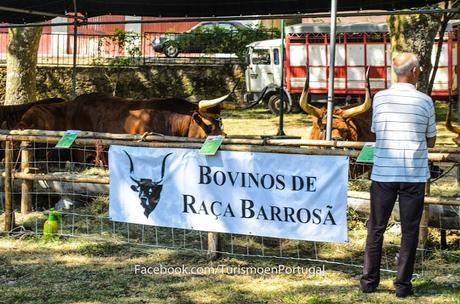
[356,142,375,163]
[199,135,224,155]
[55,130,81,148]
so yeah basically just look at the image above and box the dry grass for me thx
[222,107,311,138]
[0,236,458,304]
[221,102,459,146]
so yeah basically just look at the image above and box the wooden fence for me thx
[1,129,459,258]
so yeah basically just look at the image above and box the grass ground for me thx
[221,101,458,146]
[0,102,459,304]
[0,236,458,304]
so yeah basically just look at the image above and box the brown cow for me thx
[0,98,66,162]
[16,93,228,137]
[67,93,227,137]
[299,74,374,142]
[0,97,65,130]
[299,74,373,178]
[446,100,460,145]
[15,93,229,165]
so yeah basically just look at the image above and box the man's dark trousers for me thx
[360,181,425,295]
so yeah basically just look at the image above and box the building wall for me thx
[141,17,198,33]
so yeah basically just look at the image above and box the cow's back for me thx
[68,93,197,135]
[16,100,69,130]
[0,98,65,129]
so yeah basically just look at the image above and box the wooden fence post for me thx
[20,141,32,214]
[207,232,221,260]
[4,140,13,233]
[418,181,431,249]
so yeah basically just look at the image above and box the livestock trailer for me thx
[244,22,458,114]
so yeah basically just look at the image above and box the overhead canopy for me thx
[0,0,442,24]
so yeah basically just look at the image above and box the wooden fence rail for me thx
[1,131,459,257]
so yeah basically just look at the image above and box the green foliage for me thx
[102,28,142,66]
[174,24,279,59]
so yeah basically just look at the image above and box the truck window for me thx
[252,49,271,65]
[273,48,280,65]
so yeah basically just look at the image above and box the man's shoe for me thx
[395,290,414,298]
[360,286,377,294]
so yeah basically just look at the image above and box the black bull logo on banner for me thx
[123,151,173,218]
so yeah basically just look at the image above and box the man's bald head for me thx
[392,52,420,84]
[393,53,419,76]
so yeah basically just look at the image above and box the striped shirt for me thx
[371,83,437,182]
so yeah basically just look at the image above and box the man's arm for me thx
[427,136,436,148]
[426,99,437,148]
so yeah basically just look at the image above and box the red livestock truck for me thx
[244,22,458,114]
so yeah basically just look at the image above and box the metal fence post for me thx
[20,141,32,214]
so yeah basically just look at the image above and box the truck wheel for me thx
[268,94,291,115]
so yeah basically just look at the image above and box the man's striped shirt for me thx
[371,82,436,182]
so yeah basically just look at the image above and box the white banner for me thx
[109,145,349,243]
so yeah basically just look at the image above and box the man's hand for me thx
[427,136,436,148]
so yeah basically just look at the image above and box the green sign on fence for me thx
[55,130,81,148]
[199,135,224,155]
[356,142,375,164]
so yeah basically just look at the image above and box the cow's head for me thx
[446,100,460,146]
[300,72,372,141]
[188,93,231,138]
[124,151,172,218]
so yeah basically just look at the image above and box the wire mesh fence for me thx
[0,133,459,276]
[0,29,279,67]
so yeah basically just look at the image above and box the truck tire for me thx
[268,94,291,115]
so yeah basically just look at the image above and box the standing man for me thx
[360,52,436,298]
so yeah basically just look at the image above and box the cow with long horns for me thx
[299,70,374,142]
[446,100,460,146]
[15,92,229,166]
[16,92,229,138]
[124,151,172,218]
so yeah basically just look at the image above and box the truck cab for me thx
[245,39,293,114]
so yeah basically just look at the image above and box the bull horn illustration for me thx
[155,153,173,184]
[446,97,460,134]
[342,67,372,118]
[299,68,322,118]
[123,150,139,184]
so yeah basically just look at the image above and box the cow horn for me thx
[198,93,230,111]
[446,99,460,134]
[342,69,372,118]
[123,150,139,184]
[299,71,322,118]
[156,153,173,184]
[198,80,239,111]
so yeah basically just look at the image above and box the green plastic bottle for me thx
[43,208,60,240]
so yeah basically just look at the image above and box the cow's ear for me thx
[1,121,7,129]
[192,112,204,124]
[131,185,139,192]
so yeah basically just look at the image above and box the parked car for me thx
[152,21,249,57]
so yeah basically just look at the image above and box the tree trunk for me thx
[5,27,42,105]
[387,14,442,94]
